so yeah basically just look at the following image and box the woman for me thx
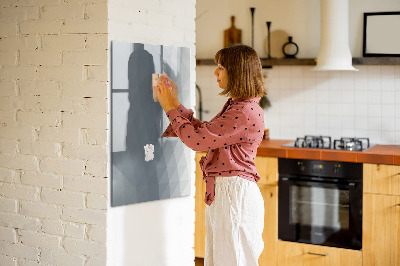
[154,44,266,266]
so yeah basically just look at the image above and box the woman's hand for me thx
[153,78,175,114]
[161,76,180,108]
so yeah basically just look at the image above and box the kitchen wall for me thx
[107,1,196,266]
[0,0,108,265]
[196,0,400,144]
[197,0,400,58]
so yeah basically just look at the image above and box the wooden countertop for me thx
[256,139,400,165]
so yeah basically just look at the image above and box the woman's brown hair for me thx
[214,44,266,99]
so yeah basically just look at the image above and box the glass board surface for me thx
[111,41,192,207]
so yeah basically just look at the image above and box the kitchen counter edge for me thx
[195,140,400,165]
[256,139,400,165]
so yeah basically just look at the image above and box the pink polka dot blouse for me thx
[162,97,265,205]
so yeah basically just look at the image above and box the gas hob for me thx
[282,135,374,151]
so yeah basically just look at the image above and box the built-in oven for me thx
[278,158,363,250]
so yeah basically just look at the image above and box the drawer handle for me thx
[307,252,328,256]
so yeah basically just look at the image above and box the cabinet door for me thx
[277,241,362,266]
[259,185,278,266]
[195,152,207,258]
[363,193,400,266]
[364,164,400,196]
[255,156,278,186]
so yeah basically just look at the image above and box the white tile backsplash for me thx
[381,66,395,77]
[341,89,355,104]
[341,104,355,116]
[395,118,400,131]
[196,65,400,144]
[367,77,381,91]
[355,104,368,117]
[355,91,368,104]
[382,105,395,118]
[316,103,329,116]
[382,78,395,91]
[382,90,395,104]
[367,91,381,105]
[368,104,382,118]
[316,89,329,103]
[355,117,368,130]
[382,117,396,131]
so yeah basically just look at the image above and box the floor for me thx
[195,257,204,266]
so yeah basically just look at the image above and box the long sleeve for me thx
[162,97,264,206]
[161,103,203,138]
[165,105,249,152]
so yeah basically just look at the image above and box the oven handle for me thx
[280,177,357,189]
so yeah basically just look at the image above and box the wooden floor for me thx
[195,257,204,266]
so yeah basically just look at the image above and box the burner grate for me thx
[333,137,370,151]
[287,136,371,151]
[295,135,332,149]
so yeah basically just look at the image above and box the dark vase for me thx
[282,36,299,58]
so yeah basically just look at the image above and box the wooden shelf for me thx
[196,57,400,67]
[260,58,316,67]
[352,57,400,65]
[196,58,315,68]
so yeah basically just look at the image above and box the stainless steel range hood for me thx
[314,0,358,71]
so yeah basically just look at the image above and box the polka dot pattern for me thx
[161,97,265,206]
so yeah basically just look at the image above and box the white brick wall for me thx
[0,0,108,265]
[1,0,197,264]
[0,226,17,243]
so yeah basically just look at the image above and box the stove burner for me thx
[333,137,370,151]
[286,136,372,151]
[295,135,332,149]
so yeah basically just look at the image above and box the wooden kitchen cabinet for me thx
[258,184,278,266]
[276,241,362,266]
[364,163,400,196]
[195,152,207,258]
[255,156,278,186]
[363,193,400,266]
[363,163,400,266]
[256,156,278,266]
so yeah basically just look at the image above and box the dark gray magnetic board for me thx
[111,41,192,207]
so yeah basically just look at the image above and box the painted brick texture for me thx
[0,0,108,264]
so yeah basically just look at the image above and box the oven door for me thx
[278,176,362,250]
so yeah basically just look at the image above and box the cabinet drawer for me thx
[364,164,400,196]
[277,241,362,266]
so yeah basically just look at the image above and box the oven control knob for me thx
[334,164,341,174]
[334,167,339,174]
[298,161,305,171]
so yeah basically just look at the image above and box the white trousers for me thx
[205,176,265,266]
